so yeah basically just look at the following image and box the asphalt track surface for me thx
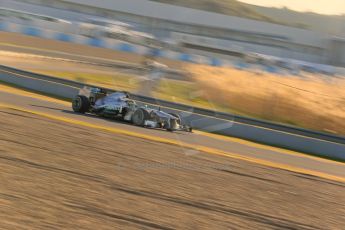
[0,83,344,180]
[1,84,345,229]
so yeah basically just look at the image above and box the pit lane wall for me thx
[1,65,345,161]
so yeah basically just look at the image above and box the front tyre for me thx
[72,95,90,113]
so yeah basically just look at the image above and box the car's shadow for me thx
[61,110,191,135]
[30,104,63,111]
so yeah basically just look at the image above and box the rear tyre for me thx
[72,95,90,113]
[168,113,181,131]
[132,108,150,126]
[168,113,181,125]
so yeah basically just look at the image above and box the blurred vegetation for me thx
[153,78,238,113]
[185,64,345,135]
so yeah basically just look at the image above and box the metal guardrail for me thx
[1,64,345,145]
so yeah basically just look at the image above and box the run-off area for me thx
[0,108,344,229]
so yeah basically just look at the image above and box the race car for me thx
[72,86,192,132]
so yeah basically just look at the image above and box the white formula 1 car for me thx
[72,87,192,132]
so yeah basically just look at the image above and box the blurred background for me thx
[1,0,345,134]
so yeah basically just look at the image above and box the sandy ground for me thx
[0,51,119,75]
[0,108,344,229]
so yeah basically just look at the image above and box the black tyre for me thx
[132,108,150,126]
[168,113,181,125]
[72,95,90,113]
[167,113,181,131]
